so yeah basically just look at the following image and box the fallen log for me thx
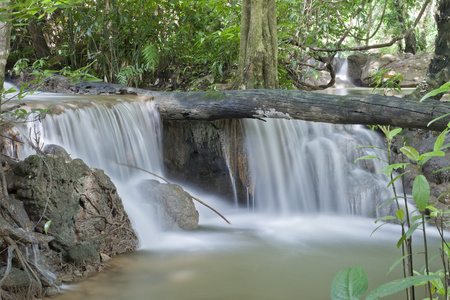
[136,89,450,131]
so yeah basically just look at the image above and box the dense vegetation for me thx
[1,0,438,91]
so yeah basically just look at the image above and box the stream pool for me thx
[48,209,440,300]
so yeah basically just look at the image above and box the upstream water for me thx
[26,94,436,300]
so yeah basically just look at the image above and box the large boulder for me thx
[139,180,199,230]
[361,53,433,87]
[4,154,137,278]
[347,53,370,86]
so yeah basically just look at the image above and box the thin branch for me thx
[115,162,231,225]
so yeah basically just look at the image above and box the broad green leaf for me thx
[365,275,441,300]
[388,128,402,140]
[412,175,430,211]
[44,220,52,234]
[400,146,420,161]
[354,155,379,164]
[330,267,368,300]
[396,209,404,222]
[419,150,445,160]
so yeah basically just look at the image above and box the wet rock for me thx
[361,53,433,87]
[140,180,199,230]
[43,144,72,161]
[68,244,100,265]
[347,53,369,86]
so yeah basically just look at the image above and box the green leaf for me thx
[365,275,441,300]
[44,220,52,234]
[330,267,369,300]
[375,215,397,224]
[387,254,409,275]
[400,146,420,161]
[420,82,450,102]
[431,166,450,175]
[418,150,445,160]
[412,175,430,211]
[388,128,402,140]
[427,113,450,127]
[397,222,420,248]
[354,155,379,163]
[396,209,404,222]
[434,129,448,151]
[379,163,408,177]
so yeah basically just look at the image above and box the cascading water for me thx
[32,100,164,247]
[242,119,392,216]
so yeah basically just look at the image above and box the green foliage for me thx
[336,94,450,299]
[369,68,404,94]
[420,82,450,102]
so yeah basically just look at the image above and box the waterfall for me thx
[336,57,349,81]
[242,119,392,216]
[33,101,164,247]
[33,100,392,234]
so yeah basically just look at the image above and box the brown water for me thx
[49,214,439,300]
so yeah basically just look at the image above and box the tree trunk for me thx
[238,0,278,89]
[0,1,11,90]
[394,0,417,54]
[411,0,450,99]
[129,89,450,131]
[29,18,51,59]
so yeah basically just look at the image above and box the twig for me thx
[115,162,231,225]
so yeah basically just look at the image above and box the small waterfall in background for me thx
[33,101,164,247]
[242,119,392,216]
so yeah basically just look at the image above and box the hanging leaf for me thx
[330,267,369,300]
[412,175,430,211]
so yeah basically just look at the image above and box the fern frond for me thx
[141,44,159,72]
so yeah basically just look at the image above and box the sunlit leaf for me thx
[44,220,52,234]
[400,146,420,161]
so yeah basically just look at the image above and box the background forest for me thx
[0,0,439,91]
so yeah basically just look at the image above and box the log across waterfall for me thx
[133,89,450,131]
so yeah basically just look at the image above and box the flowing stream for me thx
[28,94,438,300]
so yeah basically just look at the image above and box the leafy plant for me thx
[369,68,404,94]
[332,118,450,299]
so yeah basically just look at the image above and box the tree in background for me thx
[237,0,278,89]
[411,0,450,99]
[0,0,11,90]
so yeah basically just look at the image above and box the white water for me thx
[242,119,392,216]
